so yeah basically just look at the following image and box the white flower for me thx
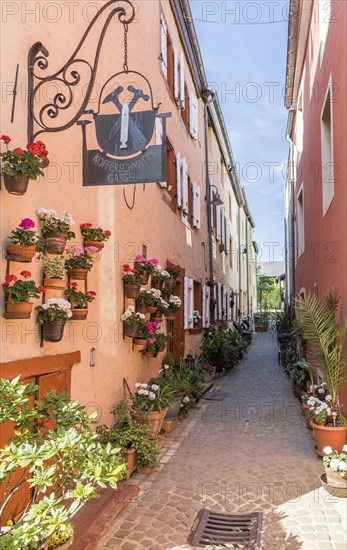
[161,270,170,278]
[338,461,347,471]
[321,382,327,386]
[138,389,145,395]
[323,446,333,455]
[329,459,340,471]
[325,394,332,402]
[151,384,159,391]
[148,392,156,400]
[183,396,190,404]
[343,444,347,452]
[163,364,170,370]
[60,210,75,226]
[314,384,318,389]
[156,265,162,271]
[318,388,325,394]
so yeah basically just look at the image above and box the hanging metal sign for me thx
[27,0,171,187]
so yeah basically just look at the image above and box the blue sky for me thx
[190,0,289,262]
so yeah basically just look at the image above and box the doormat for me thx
[187,509,263,548]
[202,389,226,401]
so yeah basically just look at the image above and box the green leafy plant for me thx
[80,223,111,242]
[165,264,182,278]
[275,304,295,335]
[46,522,74,549]
[296,289,347,421]
[8,218,42,248]
[36,299,72,324]
[65,283,96,308]
[151,269,171,284]
[41,255,66,279]
[2,272,45,303]
[36,208,76,239]
[0,378,125,549]
[200,328,247,372]
[65,246,97,271]
[130,383,173,413]
[120,306,146,326]
[0,136,47,179]
[323,445,347,478]
[137,288,161,307]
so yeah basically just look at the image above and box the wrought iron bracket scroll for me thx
[27,0,135,141]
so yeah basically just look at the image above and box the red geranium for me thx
[38,286,47,293]
[13,147,24,155]
[104,230,111,236]
[2,282,9,288]
[5,274,17,282]
[20,270,32,278]
[86,291,96,297]
[1,135,11,144]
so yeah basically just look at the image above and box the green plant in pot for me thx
[65,246,98,280]
[2,271,46,319]
[64,283,96,320]
[41,255,66,290]
[36,298,72,342]
[46,522,74,550]
[80,223,111,251]
[136,288,161,314]
[127,381,174,434]
[0,377,126,550]
[151,268,171,289]
[6,218,43,261]
[0,135,48,195]
[289,360,311,397]
[121,306,147,339]
[37,208,75,255]
[296,289,347,455]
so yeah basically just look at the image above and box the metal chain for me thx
[123,22,129,73]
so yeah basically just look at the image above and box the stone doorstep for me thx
[70,482,139,550]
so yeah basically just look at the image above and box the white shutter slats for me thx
[192,182,201,229]
[184,277,194,329]
[176,152,182,208]
[216,205,221,241]
[160,17,168,78]
[182,157,189,213]
[174,48,179,101]
[180,52,185,109]
[218,282,222,320]
[189,94,199,139]
[226,220,230,254]
[221,207,225,245]
[202,285,211,328]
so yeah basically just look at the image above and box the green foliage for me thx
[257,270,281,310]
[41,256,66,279]
[0,378,126,549]
[200,328,247,372]
[130,383,174,413]
[162,352,175,368]
[47,522,73,549]
[9,228,40,248]
[296,289,347,412]
[36,300,72,324]
[0,150,44,179]
[288,361,311,389]
[3,277,42,303]
[275,304,295,334]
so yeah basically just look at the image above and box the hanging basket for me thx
[84,239,104,251]
[42,321,66,342]
[3,173,30,195]
[44,232,68,255]
[124,323,141,339]
[124,284,140,299]
[6,244,36,262]
[5,301,33,319]
[68,268,88,280]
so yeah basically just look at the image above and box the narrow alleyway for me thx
[99,334,347,550]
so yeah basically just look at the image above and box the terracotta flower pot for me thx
[149,428,167,450]
[320,473,347,498]
[324,466,347,488]
[136,301,148,314]
[310,421,347,456]
[136,464,155,474]
[6,244,36,262]
[124,284,140,299]
[3,173,30,195]
[147,306,158,314]
[123,448,138,480]
[165,393,184,420]
[143,351,155,357]
[165,275,178,288]
[134,338,148,346]
[291,382,303,399]
[151,313,163,323]
[42,320,66,342]
[71,308,88,320]
[44,536,74,550]
[166,312,176,321]
[84,239,104,251]
[124,323,140,338]
[68,268,88,280]
[203,367,216,383]
[130,408,168,434]
[5,301,33,319]
[43,277,66,290]
[44,232,68,255]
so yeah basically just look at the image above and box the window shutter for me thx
[221,207,225,245]
[189,94,199,139]
[176,152,182,208]
[202,284,211,328]
[180,52,185,109]
[223,288,227,319]
[227,291,232,320]
[184,277,194,329]
[225,220,230,254]
[192,182,201,229]
[218,282,222,320]
[182,157,189,213]
[174,48,180,102]
[155,117,162,146]
[160,17,168,78]
[216,205,221,241]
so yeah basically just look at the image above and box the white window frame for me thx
[160,16,168,79]
[173,48,185,108]
[320,78,334,216]
[297,184,305,258]
[184,276,194,329]
[202,284,211,328]
[192,181,201,229]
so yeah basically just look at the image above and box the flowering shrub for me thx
[167,295,182,312]
[307,396,346,426]
[122,264,141,285]
[80,223,111,242]
[193,310,201,325]
[36,299,72,324]
[0,136,48,179]
[302,383,328,404]
[200,363,214,375]
[156,296,169,314]
[42,255,66,279]
[65,246,98,271]
[323,445,347,478]
[165,263,182,278]
[65,283,96,308]
[152,269,170,284]
[8,218,41,248]
[37,208,75,239]
[2,272,45,303]
[130,382,173,413]
[120,306,146,325]
[134,255,159,275]
[137,288,161,307]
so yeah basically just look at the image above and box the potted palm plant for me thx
[37,208,76,255]
[64,283,96,320]
[120,306,146,338]
[2,271,45,319]
[0,135,48,195]
[80,223,111,251]
[42,255,67,290]
[65,246,98,280]
[296,290,347,455]
[36,298,72,342]
[6,218,42,262]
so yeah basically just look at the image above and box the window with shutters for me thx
[189,93,199,140]
[184,276,194,329]
[181,83,190,131]
[174,49,185,109]
[188,176,193,225]
[228,194,232,221]
[192,182,201,229]
[202,284,211,328]
[191,281,202,332]
[229,237,233,268]
[160,15,174,97]
[166,139,177,211]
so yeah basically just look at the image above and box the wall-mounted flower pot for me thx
[143,350,155,357]
[151,314,163,323]
[147,306,158,314]
[310,422,347,456]
[165,276,178,289]
[166,312,176,321]
[6,244,36,262]
[42,320,66,342]
[44,232,68,255]
[135,301,147,314]
[124,284,140,299]
[5,301,33,319]
[71,308,88,320]
[3,173,30,195]
[124,323,140,338]
[84,239,104,251]
[43,277,67,290]
[138,272,150,284]
[134,338,147,346]
[68,268,88,280]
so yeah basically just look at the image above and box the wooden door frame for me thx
[0,351,81,381]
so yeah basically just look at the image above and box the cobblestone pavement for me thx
[99,333,347,550]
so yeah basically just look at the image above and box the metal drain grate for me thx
[187,509,263,548]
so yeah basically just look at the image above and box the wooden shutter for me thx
[184,276,194,329]
[189,94,199,139]
[174,48,180,102]
[192,182,201,229]
[160,17,168,78]
[176,152,182,208]
[180,52,185,109]
[182,157,189,213]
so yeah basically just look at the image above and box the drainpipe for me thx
[204,101,214,286]
[245,220,250,318]
[238,203,242,321]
